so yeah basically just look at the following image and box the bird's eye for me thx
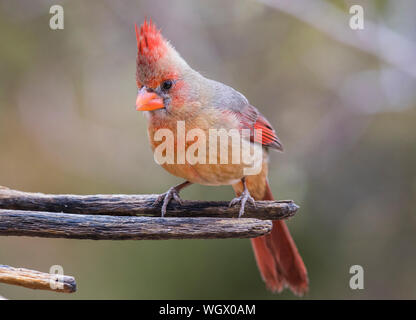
[161,80,173,91]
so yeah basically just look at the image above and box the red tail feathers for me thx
[250,182,308,295]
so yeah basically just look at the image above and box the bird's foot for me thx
[154,186,184,217]
[229,189,256,218]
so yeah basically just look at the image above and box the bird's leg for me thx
[154,181,192,217]
[229,177,256,218]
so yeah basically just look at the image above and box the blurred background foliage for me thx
[0,0,415,299]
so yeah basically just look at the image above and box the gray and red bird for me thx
[135,19,308,295]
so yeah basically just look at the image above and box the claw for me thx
[154,193,166,207]
[154,186,184,217]
[172,192,183,205]
[229,189,256,218]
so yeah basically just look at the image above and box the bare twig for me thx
[0,209,272,240]
[0,186,298,220]
[0,264,76,293]
[259,0,416,78]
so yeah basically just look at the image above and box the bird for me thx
[134,19,308,295]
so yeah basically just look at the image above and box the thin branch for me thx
[0,264,76,293]
[0,209,272,240]
[259,0,416,78]
[0,186,298,220]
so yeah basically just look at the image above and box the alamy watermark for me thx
[49,5,64,30]
[49,264,65,290]
[349,265,364,290]
[152,121,264,176]
[349,5,364,30]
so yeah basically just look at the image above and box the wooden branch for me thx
[0,209,272,240]
[0,186,298,220]
[0,264,76,293]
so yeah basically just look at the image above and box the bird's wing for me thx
[226,104,283,151]
[207,79,283,151]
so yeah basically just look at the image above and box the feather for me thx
[227,104,283,151]
[233,178,308,296]
[135,19,167,61]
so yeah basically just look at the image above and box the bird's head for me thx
[135,19,198,119]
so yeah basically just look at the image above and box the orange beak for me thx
[136,89,164,111]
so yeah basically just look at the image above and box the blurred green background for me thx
[1,0,415,299]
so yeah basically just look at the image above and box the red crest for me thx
[135,19,168,63]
